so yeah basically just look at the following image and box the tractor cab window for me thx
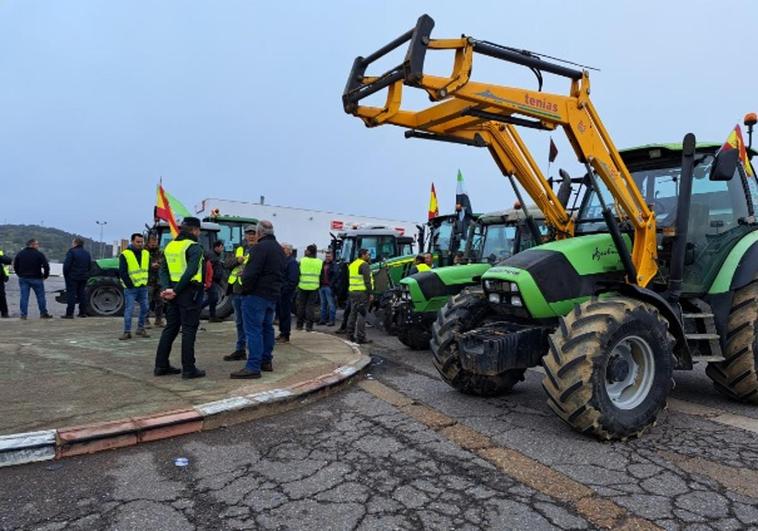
[518,221,549,251]
[198,231,216,253]
[360,236,396,261]
[481,224,517,264]
[158,230,174,250]
[399,241,414,256]
[430,218,456,253]
[218,224,244,252]
[339,238,355,263]
[467,223,485,261]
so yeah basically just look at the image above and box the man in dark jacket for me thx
[230,220,285,379]
[318,250,339,326]
[202,240,226,322]
[62,238,92,318]
[0,247,12,318]
[276,243,299,343]
[13,239,52,320]
[154,218,206,379]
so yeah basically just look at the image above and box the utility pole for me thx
[95,220,108,259]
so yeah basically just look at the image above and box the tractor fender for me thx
[708,231,758,294]
[598,282,692,369]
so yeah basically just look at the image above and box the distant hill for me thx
[0,224,113,262]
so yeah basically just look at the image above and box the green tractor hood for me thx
[482,233,630,318]
[400,262,492,313]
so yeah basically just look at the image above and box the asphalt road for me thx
[3,324,758,530]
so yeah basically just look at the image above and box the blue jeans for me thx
[19,277,47,317]
[123,287,149,332]
[319,286,336,323]
[241,295,276,372]
[232,294,246,352]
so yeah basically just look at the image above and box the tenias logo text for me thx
[525,94,558,113]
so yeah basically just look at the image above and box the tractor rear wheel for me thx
[542,297,674,441]
[430,289,526,397]
[85,278,124,317]
[397,323,431,350]
[706,279,758,403]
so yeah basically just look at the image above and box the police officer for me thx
[296,244,322,332]
[223,225,257,361]
[119,234,150,339]
[346,248,373,344]
[0,248,11,318]
[154,217,206,379]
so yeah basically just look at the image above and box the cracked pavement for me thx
[3,326,758,530]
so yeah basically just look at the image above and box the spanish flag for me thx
[155,182,191,237]
[428,183,439,220]
[721,124,754,177]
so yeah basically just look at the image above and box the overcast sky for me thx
[1,1,756,242]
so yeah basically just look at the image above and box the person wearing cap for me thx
[154,217,206,379]
[295,244,322,332]
[119,233,150,339]
[223,225,257,361]
[230,220,285,379]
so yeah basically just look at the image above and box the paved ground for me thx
[3,275,67,318]
[0,314,360,435]
[3,321,758,529]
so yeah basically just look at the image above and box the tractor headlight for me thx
[484,279,496,291]
[510,282,519,293]
[511,295,523,307]
[488,293,500,304]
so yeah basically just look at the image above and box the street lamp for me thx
[95,220,108,258]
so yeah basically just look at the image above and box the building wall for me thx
[195,198,421,254]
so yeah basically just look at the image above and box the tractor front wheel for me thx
[706,279,758,403]
[430,289,526,397]
[397,323,431,350]
[542,297,674,441]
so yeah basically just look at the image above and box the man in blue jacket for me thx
[62,238,92,319]
[230,220,286,379]
[276,243,299,343]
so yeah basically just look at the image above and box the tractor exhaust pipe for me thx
[667,133,697,302]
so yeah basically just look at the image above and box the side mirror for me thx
[710,149,739,181]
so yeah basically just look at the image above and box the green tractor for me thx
[59,215,258,318]
[432,138,758,440]
[393,207,546,350]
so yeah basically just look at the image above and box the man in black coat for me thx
[13,239,51,319]
[276,243,299,343]
[0,247,12,318]
[62,238,92,318]
[230,220,286,379]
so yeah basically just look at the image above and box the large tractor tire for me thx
[706,279,758,403]
[85,278,124,317]
[543,297,674,441]
[430,289,526,397]
[397,324,431,350]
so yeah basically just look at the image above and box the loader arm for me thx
[343,14,656,286]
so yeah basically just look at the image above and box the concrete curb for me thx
[1,338,370,468]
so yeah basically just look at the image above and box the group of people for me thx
[0,219,377,381]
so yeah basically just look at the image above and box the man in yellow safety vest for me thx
[346,248,373,344]
[154,217,206,379]
[295,244,323,332]
[118,233,151,340]
[223,225,257,361]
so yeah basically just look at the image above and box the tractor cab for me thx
[201,214,259,252]
[153,220,221,253]
[332,227,413,264]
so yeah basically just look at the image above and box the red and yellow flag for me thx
[721,124,754,177]
[428,183,439,220]
[155,183,179,237]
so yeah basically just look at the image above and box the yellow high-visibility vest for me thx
[228,246,249,286]
[298,257,323,291]
[416,263,431,272]
[348,258,373,292]
[121,248,150,287]
[0,250,9,277]
[164,239,202,284]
